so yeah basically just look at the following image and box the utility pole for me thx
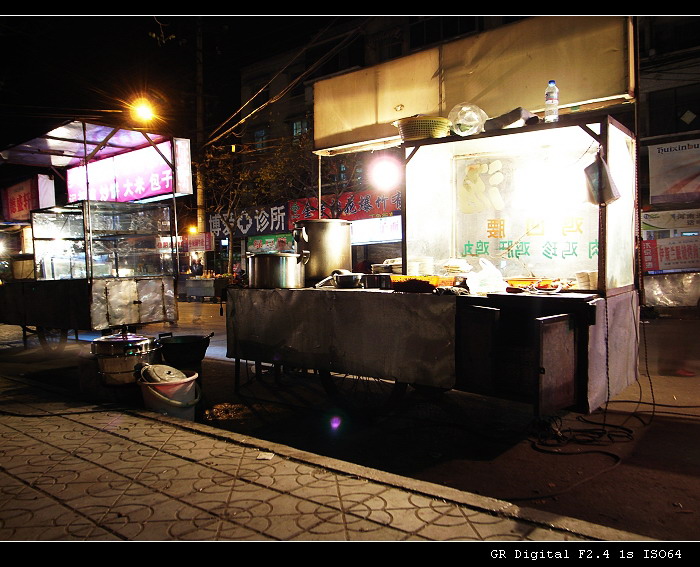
[196,16,206,234]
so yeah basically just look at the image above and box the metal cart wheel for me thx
[318,370,407,417]
[36,327,68,353]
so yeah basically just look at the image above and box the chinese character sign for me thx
[208,204,289,239]
[642,209,700,236]
[67,142,175,203]
[454,154,600,278]
[1,179,39,221]
[174,138,193,195]
[287,189,401,229]
[642,236,700,273]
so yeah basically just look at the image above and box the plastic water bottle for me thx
[545,80,559,123]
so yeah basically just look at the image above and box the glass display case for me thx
[3,200,182,332]
[403,115,637,293]
[31,200,175,280]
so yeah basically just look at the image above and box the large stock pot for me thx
[247,251,310,289]
[293,219,352,286]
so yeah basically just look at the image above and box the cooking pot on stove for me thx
[247,251,310,289]
[314,269,364,288]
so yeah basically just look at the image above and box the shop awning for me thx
[0,120,168,169]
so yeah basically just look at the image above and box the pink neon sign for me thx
[66,141,174,203]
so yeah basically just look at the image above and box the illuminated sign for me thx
[66,141,180,203]
[287,189,401,229]
[1,175,55,221]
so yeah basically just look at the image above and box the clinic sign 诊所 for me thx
[66,140,192,203]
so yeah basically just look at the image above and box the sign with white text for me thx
[208,204,289,239]
[66,141,183,203]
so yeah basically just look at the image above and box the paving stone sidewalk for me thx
[0,371,648,542]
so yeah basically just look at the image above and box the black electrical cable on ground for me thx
[505,442,623,503]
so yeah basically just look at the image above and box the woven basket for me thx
[392,116,452,141]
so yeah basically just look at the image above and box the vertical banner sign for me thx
[649,140,700,205]
[174,138,193,195]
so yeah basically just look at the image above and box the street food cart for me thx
[0,121,192,349]
[226,17,640,416]
[226,114,639,416]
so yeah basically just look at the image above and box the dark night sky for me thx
[0,15,341,149]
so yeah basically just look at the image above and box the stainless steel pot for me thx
[293,219,352,286]
[91,332,161,385]
[247,251,310,289]
[314,269,364,289]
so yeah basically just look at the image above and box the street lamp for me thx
[128,97,157,124]
[368,155,403,192]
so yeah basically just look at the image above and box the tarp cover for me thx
[227,288,457,387]
[0,121,167,169]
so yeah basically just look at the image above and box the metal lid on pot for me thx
[91,332,160,356]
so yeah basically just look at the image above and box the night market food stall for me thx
[226,17,640,416]
[0,120,193,350]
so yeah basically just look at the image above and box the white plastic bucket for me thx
[138,369,200,421]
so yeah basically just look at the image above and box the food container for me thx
[158,332,214,368]
[91,332,161,385]
[506,277,554,289]
[247,251,310,289]
[371,263,393,274]
[392,116,452,141]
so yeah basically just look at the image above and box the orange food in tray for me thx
[505,278,554,289]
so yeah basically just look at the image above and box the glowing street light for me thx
[129,97,156,123]
[368,156,403,192]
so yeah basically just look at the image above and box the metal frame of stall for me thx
[0,120,191,348]
[397,112,640,414]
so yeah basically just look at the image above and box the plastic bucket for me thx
[158,333,213,368]
[138,369,200,421]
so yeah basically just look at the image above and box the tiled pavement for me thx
[0,373,648,542]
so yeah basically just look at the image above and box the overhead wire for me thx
[206,18,369,147]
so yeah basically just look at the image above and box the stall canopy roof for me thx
[0,120,168,170]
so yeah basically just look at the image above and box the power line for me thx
[206,19,367,146]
